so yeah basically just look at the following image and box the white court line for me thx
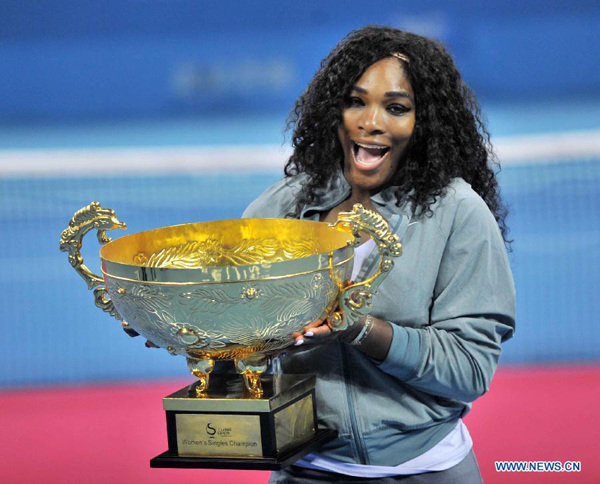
[0,129,599,177]
[0,144,289,177]
[494,129,600,165]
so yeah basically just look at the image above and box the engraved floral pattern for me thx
[106,270,340,357]
[221,316,291,349]
[258,277,334,323]
[139,237,324,269]
[110,281,171,313]
[197,238,225,264]
[240,285,261,301]
[133,252,148,265]
[178,288,238,313]
[311,273,324,290]
[146,239,225,268]
[281,239,322,260]
[224,238,279,265]
[168,321,228,350]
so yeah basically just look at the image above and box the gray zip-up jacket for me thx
[242,172,515,466]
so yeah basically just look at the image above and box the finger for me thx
[302,319,324,333]
[293,330,306,342]
[121,321,140,338]
[302,322,326,337]
[309,325,333,337]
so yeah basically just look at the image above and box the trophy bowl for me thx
[60,202,402,396]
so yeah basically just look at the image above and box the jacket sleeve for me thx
[377,195,516,402]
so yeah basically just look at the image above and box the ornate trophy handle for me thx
[328,203,402,330]
[59,201,127,321]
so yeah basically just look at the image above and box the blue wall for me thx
[2,0,600,121]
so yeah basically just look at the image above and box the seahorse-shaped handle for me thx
[328,203,403,330]
[59,201,127,320]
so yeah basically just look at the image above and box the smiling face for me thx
[338,57,416,196]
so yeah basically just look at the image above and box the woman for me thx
[244,26,515,483]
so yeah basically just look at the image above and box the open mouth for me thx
[352,141,391,170]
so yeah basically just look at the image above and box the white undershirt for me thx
[294,240,473,477]
[295,420,473,477]
[351,238,376,281]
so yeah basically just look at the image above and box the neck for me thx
[344,189,377,213]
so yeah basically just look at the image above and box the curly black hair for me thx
[285,25,510,246]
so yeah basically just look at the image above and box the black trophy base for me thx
[150,374,336,470]
[150,428,337,470]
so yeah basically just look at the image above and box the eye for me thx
[347,96,364,108]
[387,104,411,116]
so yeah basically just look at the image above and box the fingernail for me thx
[294,339,304,346]
[304,331,314,337]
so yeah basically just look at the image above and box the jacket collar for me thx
[300,169,410,221]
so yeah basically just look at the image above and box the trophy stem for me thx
[235,355,268,397]
[187,358,215,397]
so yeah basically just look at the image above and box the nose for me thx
[359,105,385,135]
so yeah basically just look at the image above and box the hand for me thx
[292,311,393,362]
[292,312,365,349]
[292,289,368,349]
[121,321,159,348]
[121,321,139,337]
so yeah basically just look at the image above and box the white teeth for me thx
[354,142,389,150]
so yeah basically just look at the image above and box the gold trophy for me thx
[60,201,402,469]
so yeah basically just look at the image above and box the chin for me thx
[345,167,395,194]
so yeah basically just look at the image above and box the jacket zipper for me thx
[340,342,370,465]
[338,213,405,464]
[303,183,384,464]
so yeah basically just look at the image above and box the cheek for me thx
[341,110,360,133]
[338,121,354,147]
[392,119,415,142]
[408,117,416,135]
[405,114,417,136]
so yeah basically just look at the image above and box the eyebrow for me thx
[351,85,413,101]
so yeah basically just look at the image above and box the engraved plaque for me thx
[176,414,263,457]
